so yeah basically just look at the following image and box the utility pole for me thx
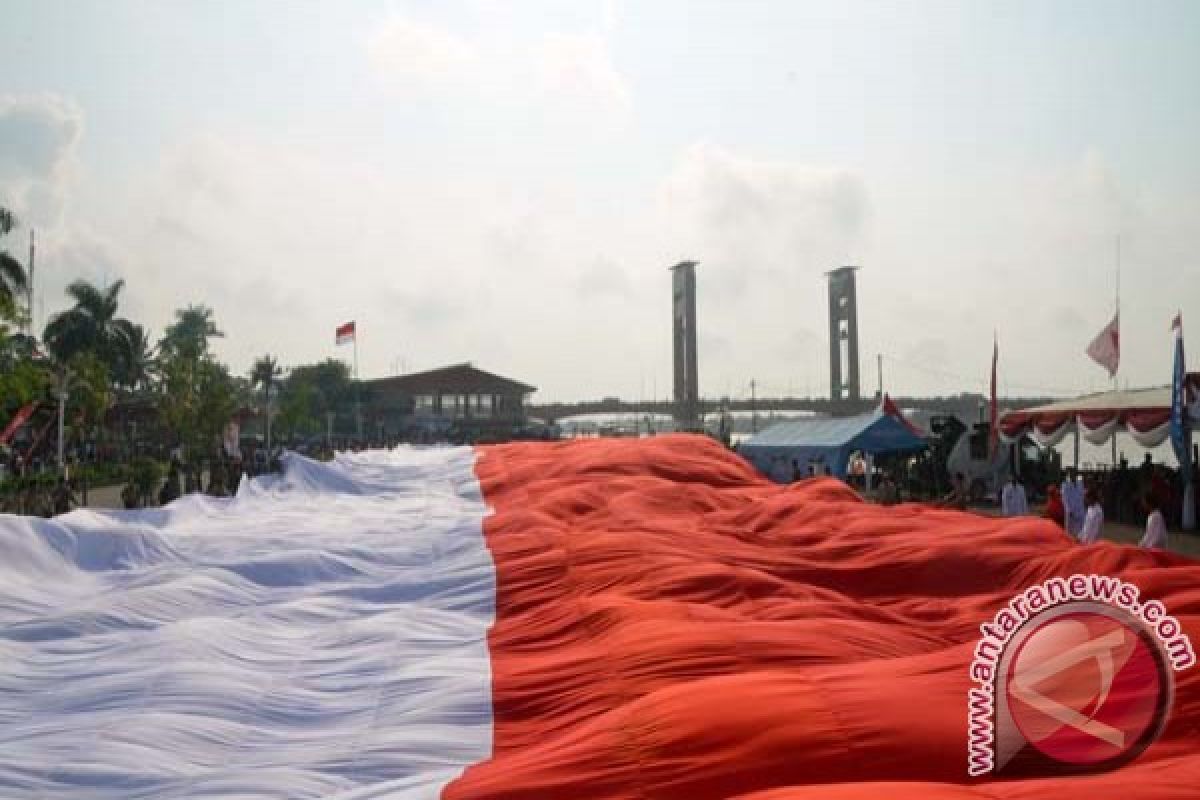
[26,229,35,336]
[354,336,363,441]
[877,353,883,399]
[56,367,71,472]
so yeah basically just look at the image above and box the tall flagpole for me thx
[354,327,362,441]
[1112,235,1120,465]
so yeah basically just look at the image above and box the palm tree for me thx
[42,279,129,368]
[161,304,223,361]
[0,208,29,326]
[113,320,157,391]
[251,354,283,452]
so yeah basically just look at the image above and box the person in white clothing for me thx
[1079,489,1105,544]
[1000,475,1028,516]
[1139,496,1169,549]
[1061,470,1086,537]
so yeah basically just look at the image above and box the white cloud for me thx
[660,143,867,291]
[0,94,83,225]
[366,16,475,87]
[364,16,631,120]
[536,33,630,112]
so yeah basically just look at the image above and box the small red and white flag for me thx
[1086,311,1119,377]
[335,321,356,346]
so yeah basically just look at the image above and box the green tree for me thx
[0,350,51,418]
[160,304,223,361]
[158,350,236,482]
[276,377,317,441]
[64,352,113,443]
[250,354,283,449]
[42,279,133,373]
[112,321,157,391]
[0,208,29,328]
[156,305,234,485]
[290,359,353,417]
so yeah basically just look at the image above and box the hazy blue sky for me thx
[2,0,1198,401]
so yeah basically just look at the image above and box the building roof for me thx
[365,363,536,395]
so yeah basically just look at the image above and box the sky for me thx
[2,0,1199,403]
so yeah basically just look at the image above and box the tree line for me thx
[1,207,357,481]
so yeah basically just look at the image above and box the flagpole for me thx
[1112,235,1120,465]
[354,327,363,442]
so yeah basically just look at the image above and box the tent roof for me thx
[1001,372,1199,427]
[1013,385,1173,416]
[743,405,926,454]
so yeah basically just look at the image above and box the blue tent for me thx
[739,406,927,481]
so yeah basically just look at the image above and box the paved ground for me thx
[970,504,1200,557]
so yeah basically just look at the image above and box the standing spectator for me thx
[1061,469,1086,537]
[1001,474,1028,516]
[1079,488,1105,544]
[50,476,77,516]
[1139,496,1169,549]
[941,472,969,510]
[1044,484,1065,528]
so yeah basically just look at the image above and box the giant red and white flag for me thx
[1086,312,1120,377]
[335,320,355,346]
[3,437,1199,799]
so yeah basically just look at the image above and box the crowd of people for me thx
[1000,464,1180,550]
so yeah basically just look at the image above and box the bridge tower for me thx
[827,266,861,409]
[670,261,699,429]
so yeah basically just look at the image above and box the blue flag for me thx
[1170,314,1191,472]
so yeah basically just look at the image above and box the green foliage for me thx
[158,348,236,464]
[0,207,28,323]
[273,358,353,439]
[160,304,223,361]
[128,456,163,500]
[63,352,113,442]
[112,321,157,391]
[251,354,282,398]
[0,334,51,417]
[276,377,317,438]
[41,279,140,385]
[289,359,352,413]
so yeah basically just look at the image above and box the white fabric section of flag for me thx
[1086,312,1120,377]
[0,447,495,800]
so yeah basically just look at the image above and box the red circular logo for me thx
[1004,606,1170,768]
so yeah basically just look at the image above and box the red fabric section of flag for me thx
[1087,313,1120,377]
[446,435,1200,800]
[335,321,355,338]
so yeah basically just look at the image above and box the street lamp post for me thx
[264,388,273,456]
[56,368,72,473]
